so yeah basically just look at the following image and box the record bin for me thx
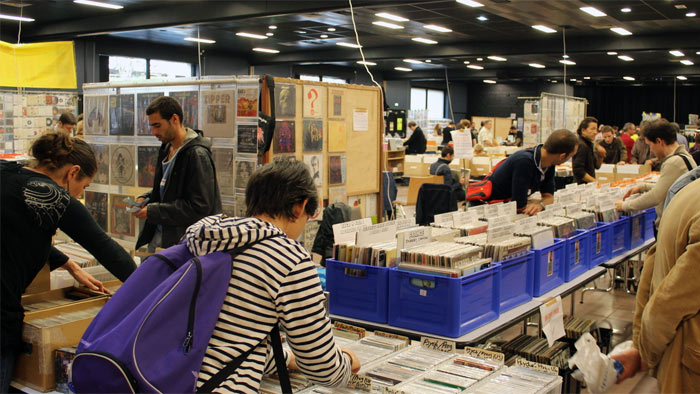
[498,252,534,313]
[388,263,501,338]
[643,207,656,240]
[326,259,391,323]
[532,238,566,297]
[610,216,630,257]
[588,222,613,268]
[623,212,645,250]
[563,230,591,282]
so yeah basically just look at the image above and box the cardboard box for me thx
[22,287,101,311]
[404,155,428,176]
[596,164,616,184]
[25,264,50,295]
[615,164,652,182]
[471,157,492,176]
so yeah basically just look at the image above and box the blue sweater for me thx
[488,145,555,208]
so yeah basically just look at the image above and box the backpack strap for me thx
[435,163,449,175]
[674,153,693,171]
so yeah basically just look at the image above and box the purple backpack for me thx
[71,239,291,393]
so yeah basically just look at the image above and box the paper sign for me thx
[397,227,432,250]
[453,211,478,227]
[347,374,372,391]
[353,108,369,132]
[487,223,514,243]
[332,218,372,243]
[484,204,500,218]
[463,346,505,363]
[396,217,416,230]
[487,215,511,228]
[540,296,565,347]
[504,201,517,218]
[356,221,398,247]
[514,358,559,375]
[421,336,456,353]
[434,212,455,225]
[537,209,554,221]
[617,164,641,174]
[514,216,538,233]
[565,204,582,215]
[470,205,486,218]
[453,131,473,159]
[598,164,615,173]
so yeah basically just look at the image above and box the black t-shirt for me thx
[0,161,135,352]
[441,126,454,145]
[508,131,523,146]
[488,145,555,208]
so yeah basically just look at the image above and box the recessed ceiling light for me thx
[73,0,123,9]
[562,54,570,59]
[551,80,558,83]
[669,50,685,57]
[320,34,328,38]
[236,32,268,39]
[607,51,618,55]
[357,60,377,66]
[463,61,471,64]
[687,12,697,17]
[327,27,336,32]
[424,24,452,33]
[0,13,35,22]
[675,4,687,9]
[253,47,279,54]
[375,12,409,22]
[697,51,700,55]
[372,21,404,29]
[268,25,277,30]
[584,76,591,80]
[532,25,557,33]
[488,56,507,61]
[477,15,489,21]
[560,59,576,65]
[483,79,497,84]
[618,55,634,61]
[425,59,432,63]
[336,42,362,48]
[580,6,607,17]
[294,30,307,34]
[623,76,635,81]
[395,67,413,72]
[621,7,631,13]
[184,37,216,44]
[467,65,484,70]
[681,59,694,65]
[570,78,577,81]
[403,59,423,64]
[456,0,484,7]
[266,32,274,37]
[611,27,633,35]
[477,57,484,61]
[529,63,546,68]
[412,37,438,44]
[677,76,688,80]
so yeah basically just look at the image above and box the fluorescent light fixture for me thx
[687,12,697,17]
[236,32,268,39]
[357,60,377,66]
[669,50,685,57]
[483,79,497,84]
[607,51,618,55]
[253,47,279,54]
[677,76,688,80]
[0,13,35,21]
[73,0,123,9]
[560,59,576,65]
[551,80,558,83]
[562,54,570,59]
[584,76,591,80]
[488,56,507,61]
[467,64,484,70]
[580,6,606,17]
[412,37,438,44]
[327,27,336,32]
[463,61,471,64]
[529,63,546,68]
[424,24,452,33]
[681,59,694,65]
[395,67,413,72]
[336,42,362,48]
[403,59,423,64]
[621,7,631,13]
[623,76,635,81]
[477,15,489,21]
[532,25,557,33]
[184,37,216,44]
[611,27,633,35]
[618,55,634,61]
[372,21,404,29]
[456,0,484,7]
[268,25,277,29]
[570,78,577,81]
[294,30,307,34]
[425,59,432,63]
[477,57,484,61]
[375,12,408,22]
[697,51,700,55]
[266,32,274,37]
[320,34,328,38]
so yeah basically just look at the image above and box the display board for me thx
[525,93,587,145]
[471,116,513,143]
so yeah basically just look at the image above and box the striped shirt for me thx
[187,215,351,393]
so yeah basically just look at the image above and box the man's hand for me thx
[644,159,655,167]
[617,161,627,165]
[136,197,146,205]
[134,205,148,219]
[341,348,362,374]
[596,144,607,157]
[615,200,624,211]
[623,185,641,200]
[61,259,110,294]
[610,348,646,383]
[522,203,544,216]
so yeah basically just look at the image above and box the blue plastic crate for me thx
[610,217,630,256]
[589,222,613,268]
[388,263,501,338]
[326,259,391,323]
[564,230,591,282]
[532,238,566,297]
[643,208,656,240]
[498,252,534,313]
[624,212,645,250]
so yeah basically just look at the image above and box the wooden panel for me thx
[472,116,513,143]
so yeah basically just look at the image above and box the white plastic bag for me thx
[568,333,623,393]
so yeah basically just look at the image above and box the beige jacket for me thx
[633,178,700,393]
[621,145,695,223]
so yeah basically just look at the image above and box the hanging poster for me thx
[110,194,136,237]
[303,85,324,118]
[110,145,136,187]
[329,155,346,185]
[137,145,159,188]
[136,92,163,135]
[303,120,323,152]
[353,108,369,132]
[235,159,255,189]
[273,120,296,154]
[304,154,323,187]
[275,83,296,118]
[84,96,108,135]
[328,186,347,205]
[237,87,258,118]
[169,91,199,129]
[213,147,235,196]
[237,124,258,154]
[90,143,110,185]
[84,191,108,231]
[201,90,235,138]
[109,94,135,136]
[330,89,343,117]
[328,120,347,152]
[234,193,247,217]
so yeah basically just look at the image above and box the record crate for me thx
[387,263,501,338]
[532,238,567,297]
[610,216,630,257]
[589,222,613,269]
[624,212,645,250]
[563,230,591,282]
[326,259,392,324]
[498,252,534,313]
[643,207,656,240]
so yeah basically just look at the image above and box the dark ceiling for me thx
[1,0,698,84]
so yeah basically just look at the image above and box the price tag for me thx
[397,227,432,250]
[433,212,454,225]
[514,358,559,375]
[375,331,411,346]
[539,296,565,347]
[356,221,398,247]
[453,211,478,227]
[347,374,372,392]
[396,217,416,230]
[333,218,372,243]
[462,346,505,363]
[421,336,456,353]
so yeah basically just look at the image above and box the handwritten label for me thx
[514,358,559,375]
[396,217,416,230]
[539,296,565,347]
[398,227,432,250]
[375,331,410,346]
[514,216,538,234]
[333,218,372,243]
[550,209,566,217]
[421,336,456,353]
[333,322,367,337]
[453,211,478,227]
[462,346,505,363]
[537,210,554,221]
[383,388,407,394]
[565,204,582,215]
[433,212,455,225]
[347,374,372,391]
[356,221,398,247]
[504,201,518,218]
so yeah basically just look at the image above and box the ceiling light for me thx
[623,76,635,81]
[467,65,484,70]
[375,12,409,22]
[621,7,631,13]
[424,24,452,33]
[687,12,697,17]
[327,27,336,32]
[463,61,471,64]
[551,80,558,83]
[395,67,413,72]
[560,59,576,65]
[372,21,404,29]
[570,78,577,81]
[184,37,216,44]
[488,56,507,61]
[677,76,688,80]
[403,59,423,64]
[532,25,557,33]
[320,34,328,38]
[0,13,35,21]
[611,27,632,35]
[266,32,274,36]
[336,42,362,48]
[412,37,438,44]
[607,51,618,55]
[357,61,376,66]
[236,32,268,39]
[477,16,489,21]
[73,0,123,9]
[681,59,694,65]
[477,57,484,61]
[483,79,497,84]
[697,51,700,55]
[268,25,277,30]
[425,59,432,63]
[562,54,570,59]
[294,30,307,34]
[580,6,607,17]
[457,0,484,7]
[529,63,546,68]
[584,76,591,80]
[669,50,685,57]
[253,47,279,54]
[675,4,687,9]
[618,55,634,61]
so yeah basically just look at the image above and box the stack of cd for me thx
[587,206,620,223]
[514,225,555,249]
[455,235,531,262]
[332,241,398,267]
[29,306,103,328]
[430,227,461,242]
[366,347,453,388]
[464,366,561,394]
[432,221,488,237]
[397,242,489,278]
[538,216,576,238]
[565,211,597,230]
[501,335,570,369]
[564,316,597,339]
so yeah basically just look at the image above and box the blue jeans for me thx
[0,348,16,394]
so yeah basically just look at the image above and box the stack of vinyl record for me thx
[332,241,398,267]
[28,306,103,328]
[53,242,99,267]
[397,242,487,278]
[431,227,461,242]
[432,221,488,237]
[366,347,453,388]
[455,235,531,262]
[563,316,597,339]
[501,335,570,370]
[464,366,561,393]
[587,207,620,223]
[538,216,576,238]
[565,211,597,230]
[514,225,555,249]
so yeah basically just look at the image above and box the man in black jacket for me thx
[403,121,427,154]
[134,96,221,251]
[429,146,466,201]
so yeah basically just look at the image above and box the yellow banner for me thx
[0,40,77,89]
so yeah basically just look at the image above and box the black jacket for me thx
[430,158,466,201]
[403,127,427,154]
[416,183,457,226]
[572,136,600,183]
[441,126,454,145]
[312,203,352,266]
[136,130,222,249]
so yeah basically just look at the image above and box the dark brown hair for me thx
[441,145,454,157]
[643,119,676,145]
[30,132,96,179]
[58,111,77,126]
[544,129,579,154]
[146,96,184,124]
[601,125,614,135]
[577,116,598,135]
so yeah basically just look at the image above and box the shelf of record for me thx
[325,181,655,339]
